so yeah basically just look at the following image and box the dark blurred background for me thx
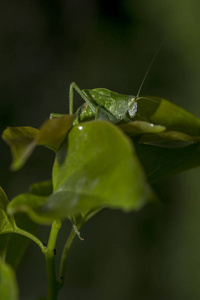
[1,1,200,299]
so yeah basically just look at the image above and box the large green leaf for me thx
[135,96,200,137]
[0,259,18,300]
[7,121,153,223]
[2,115,75,170]
[42,120,153,219]
[134,142,200,183]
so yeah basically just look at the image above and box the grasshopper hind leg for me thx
[69,82,98,116]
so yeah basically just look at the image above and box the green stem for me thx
[45,220,61,300]
[58,223,83,289]
[2,228,46,253]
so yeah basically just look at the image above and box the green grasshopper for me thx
[50,46,162,124]
[70,83,138,124]
[70,46,161,125]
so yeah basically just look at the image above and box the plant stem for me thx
[58,223,82,289]
[45,220,61,300]
[2,228,46,253]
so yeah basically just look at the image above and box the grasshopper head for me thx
[128,96,137,118]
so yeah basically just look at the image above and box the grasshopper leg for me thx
[69,82,98,115]
[122,115,132,122]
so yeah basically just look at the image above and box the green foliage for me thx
[7,121,153,223]
[3,95,200,223]
[4,95,200,226]
[2,93,200,299]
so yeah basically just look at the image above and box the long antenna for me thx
[136,40,166,98]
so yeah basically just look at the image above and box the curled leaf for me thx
[7,180,53,225]
[2,115,75,170]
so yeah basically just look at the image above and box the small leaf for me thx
[7,181,53,225]
[2,127,38,171]
[120,120,166,135]
[0,187,17,233]
[0,259,19,300]
[120,120,200,145]
[2,115,75,170]
[29,179,53,196]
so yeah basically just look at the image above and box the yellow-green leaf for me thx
[2,115,75,170]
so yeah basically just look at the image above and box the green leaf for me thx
[42,120,153,219]
[7,180,53,225]
[134,142,200,183]
[120,120,200,144]
[120,120,166,136]
[2,115,75,170]
[136,96,200,137]
[29,179,53,196]
[7,121,153,223]
[36,114,75,151]
[0,259,19,300]
[0,187,17,233]
[2,127,38,171]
